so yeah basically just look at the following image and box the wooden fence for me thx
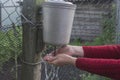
[70,0,114,41]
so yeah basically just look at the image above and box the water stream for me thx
[41,45,60,80]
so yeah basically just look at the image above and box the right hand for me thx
[51,45,84,57]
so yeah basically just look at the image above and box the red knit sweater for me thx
[75,45,120,80]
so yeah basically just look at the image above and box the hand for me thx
[51,45,84,57]
[43,54,77,66]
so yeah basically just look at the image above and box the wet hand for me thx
[50,45,84,57]
[43,54,77,66]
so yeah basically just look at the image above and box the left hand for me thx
[43,54,77,66]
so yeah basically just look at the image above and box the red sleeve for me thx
[83,45,120,59]
[76,58,120,80]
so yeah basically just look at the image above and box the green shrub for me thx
[81,73,111,80]
[0,26,22,68]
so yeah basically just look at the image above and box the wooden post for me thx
[116,0,120,44]
[21,0,44,80]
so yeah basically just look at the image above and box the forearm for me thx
[83,45,120,59]
[71,46,84,57]
[75,58,120,80]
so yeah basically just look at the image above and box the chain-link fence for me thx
[116,0,120,44]
[70,0,115,42]
[0,0,22,28]
[0,0,22,80]
[0,0,119,80]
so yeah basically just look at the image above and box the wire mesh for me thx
[0,0,118,80]
[69,0,116,42]
[116,0,120,44]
